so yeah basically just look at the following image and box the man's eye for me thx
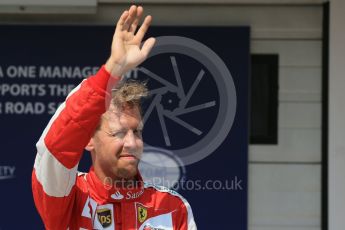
[134,130,143,137]
[111,131,126,139]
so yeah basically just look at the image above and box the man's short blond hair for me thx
[96,81,148,131]
[111,80,148,110]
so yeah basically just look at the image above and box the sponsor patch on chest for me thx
[97,208,112,228]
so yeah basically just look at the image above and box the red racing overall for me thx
[32,66,197,230]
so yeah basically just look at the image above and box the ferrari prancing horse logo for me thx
[138,206,148,223]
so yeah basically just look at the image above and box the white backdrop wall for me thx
[0,2,324,230]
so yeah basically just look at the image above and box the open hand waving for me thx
[105,5,156,77]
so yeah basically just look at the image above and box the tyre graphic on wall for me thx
[139,146,186,190]
[134,36,237,166]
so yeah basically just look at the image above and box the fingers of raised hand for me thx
[122,5,138,32]
[129,6,143,33]
[134,15,152,44]
[117,10,129,29]
[140,37,156,59]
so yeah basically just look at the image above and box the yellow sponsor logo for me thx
[138,206,148,223]
[97,208,112,228]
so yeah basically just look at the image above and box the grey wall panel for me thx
[248,164,321,229]
[250,129,321,162]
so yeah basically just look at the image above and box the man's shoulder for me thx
[143,182,189,206]
[144,183,179,195]
[77,171,88,177]
[75,171,89,191]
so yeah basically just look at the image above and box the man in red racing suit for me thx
[32,5,197,230]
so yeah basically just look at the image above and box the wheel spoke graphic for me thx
[148,87,168,95]
[170,56,185,97]
[173,101,216,116]
[157,104,171,146]
[164,112,202,136]
[139,67,178,91]
[179,69,205,108]
[143,95,160,124]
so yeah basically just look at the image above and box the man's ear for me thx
[85,138,95,152]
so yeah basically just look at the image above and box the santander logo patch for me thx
[126,189,144,200]
[111,191,124,200]
[111,189,144,200]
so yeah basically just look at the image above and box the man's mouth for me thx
[119,154,138,160]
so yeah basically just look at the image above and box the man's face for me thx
[90,104,144,181]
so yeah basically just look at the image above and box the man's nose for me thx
[123,131,137,148]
